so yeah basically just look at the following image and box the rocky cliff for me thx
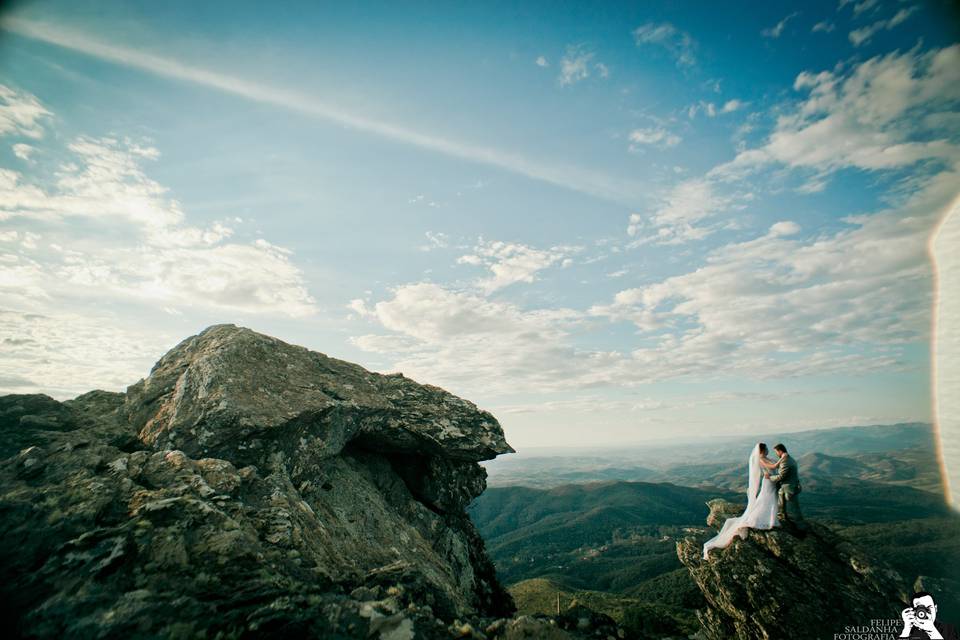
[678,499,910,640]
[0,324,533,639]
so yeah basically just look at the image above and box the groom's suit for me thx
[768,453,806,528]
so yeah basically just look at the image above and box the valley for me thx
[469,423,960,635]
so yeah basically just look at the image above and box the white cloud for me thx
[633,22,696,68]
[346,298,372,318]
[558,46,590,85]
[353,190,935,394]
[628,127,681,149]
[558,44,608,86]
[768,220,801,236]
[348,156,955,397]
[849,6,918,47]
[407,193,441,207]
[0,135,189,232]
[492,395,668,415]
[796,174,829,194]
[0,308,177,398]
[0,230,317,318]
[348,333,418,354]
[635,45,960,254]
[349,282,597,395]
[0,94,318,318]
[457,238,578,294]
[650,179,729,226]
[652,159,953,365]
[721,99,746,113]
[812,21,836,33]
[687,101,718,118]
[12,142,35,161]
[594,200,939,381]
[2,17,642,206]
[535,55,548,67]
[689,99,745,119]
[641,94,957,378]
[721,98,747,113]
[627,178,742,245]
[851,0,879,16]
[711,45,960,181]
[762,12,800,38]
[19,231,39,249]
[419,230,450,251]
[491,388,840,416]
[0,84,51,138]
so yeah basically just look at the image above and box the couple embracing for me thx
[703,442,806,559]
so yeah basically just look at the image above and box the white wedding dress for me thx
[702,444,779,559]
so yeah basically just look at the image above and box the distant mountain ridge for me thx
[499,422,934,458]
[483,421,938,488]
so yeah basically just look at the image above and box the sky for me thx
[0,0,958,449]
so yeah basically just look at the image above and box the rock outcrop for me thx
[0,324,524,639]
[678,499,910,640]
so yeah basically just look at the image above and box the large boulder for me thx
[0,324,518,639]
[124,324,513,463]
[678,500,910,640]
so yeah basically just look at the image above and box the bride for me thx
[702,442,780,559]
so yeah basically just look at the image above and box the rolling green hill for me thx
[471,441,960,628]
[471,481,734,540]
[469,481,736,588]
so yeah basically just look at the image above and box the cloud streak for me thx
[2,16,642,206]
[633,22,697,67]
[762,12,800,39]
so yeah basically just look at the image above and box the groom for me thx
[765,443,807,531]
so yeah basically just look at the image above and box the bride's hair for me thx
[758,442,768,454]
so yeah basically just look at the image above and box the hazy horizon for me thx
[487,420,933,454]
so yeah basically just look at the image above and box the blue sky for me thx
[0,0,957,448]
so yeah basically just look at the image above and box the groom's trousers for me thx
[777,486,806,528]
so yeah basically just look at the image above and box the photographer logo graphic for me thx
[899,592,957,640]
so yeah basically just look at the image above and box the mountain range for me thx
[469,423,959,633]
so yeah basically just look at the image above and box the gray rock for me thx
[0,393,79,458]
[704,498,744,531]
[124,324,514,463]
[679,505,910,640]
[0,324,517,638]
